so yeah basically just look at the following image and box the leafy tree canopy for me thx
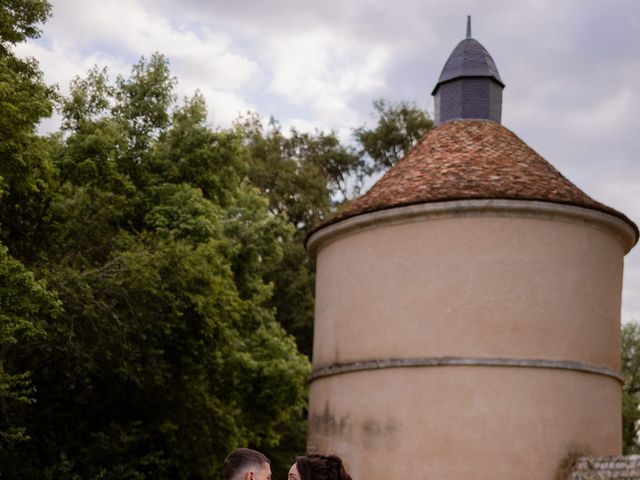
[354,98,433,173]
[1,51,309,479]
[622,321,640,453]
[0,0,51,54]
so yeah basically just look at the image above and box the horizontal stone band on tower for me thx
[309,356,624,383]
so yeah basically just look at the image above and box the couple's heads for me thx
[224,449,271,480]
[223,449,351,480]
[288,454,352,480]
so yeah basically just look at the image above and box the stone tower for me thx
[305,20,638,480]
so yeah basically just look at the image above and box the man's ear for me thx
[245,471,254,480]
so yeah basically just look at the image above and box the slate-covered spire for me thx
[432,17,505,125]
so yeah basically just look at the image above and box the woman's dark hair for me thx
[295,454,352,480]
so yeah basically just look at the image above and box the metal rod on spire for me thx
[466,15,472,39]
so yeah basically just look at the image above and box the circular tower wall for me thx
[306,200,635,480]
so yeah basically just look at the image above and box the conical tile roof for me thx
[310,120,638,240]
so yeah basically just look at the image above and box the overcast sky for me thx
[16,0,640,322]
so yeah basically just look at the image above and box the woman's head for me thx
[288,454,352,480]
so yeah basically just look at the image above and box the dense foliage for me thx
[0,45,314,477]
[622,322,640,453]
[0,1,433,478]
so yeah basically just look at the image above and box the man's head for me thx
[223,448,271,480]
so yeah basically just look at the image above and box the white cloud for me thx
[195,89,255,128]
[264,28,390,128]
[14,41,130,96]
[23,0,261,128]
[280,117,325,134]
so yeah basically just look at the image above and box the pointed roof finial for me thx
[432,14,504,124]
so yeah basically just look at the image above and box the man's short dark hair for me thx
[223,448,270,480]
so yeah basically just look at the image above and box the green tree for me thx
[235,117,338,356]
[237,116,332,234]
[0,0,51,55]
[354,98,433,173]
[0,245,59,452]
[0,0,59,458]
[0,0,57,261]
[1,56,310,479]
[114,53,176,187]
[154,92,246,207]
[622,321,640,453]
